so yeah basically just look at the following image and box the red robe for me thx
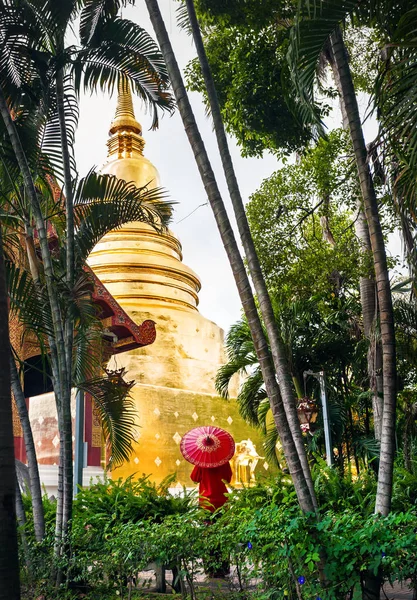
[190,462,232,511]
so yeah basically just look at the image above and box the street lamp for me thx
[301,371,334,467]
[296,397,319,434]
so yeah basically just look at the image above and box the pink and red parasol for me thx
[180,426,235,468]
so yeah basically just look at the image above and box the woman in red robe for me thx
[190,461,232,512]
[190,461,232,577]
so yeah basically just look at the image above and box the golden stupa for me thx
[88,84,264,486]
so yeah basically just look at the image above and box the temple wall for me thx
[105,306,267,487]
[87,86,269,488]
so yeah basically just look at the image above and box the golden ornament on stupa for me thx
[88,81,264,487]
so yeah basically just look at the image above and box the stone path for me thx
[138,568,415,598]
[382,581,415,599]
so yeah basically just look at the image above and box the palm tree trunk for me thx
[145,0,316,514]
[0,229,21,600]
[60,398,73,538]
[0,87,71,553]
[10,355,45,541]
[330,25,397,516]
[56,68,75,537]
[56,69,75,297]
[0,90,68,400]
[328,47,384,442]
[184,0,316,509]
[355,207,384,441]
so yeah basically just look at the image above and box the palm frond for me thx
[73,169,173,264]
[263,424,280,469]
[176,3,192,36]
[224,317,257,361]
[74,18,174,128]
[41,76,79,182]
[78,368,137,468]
[286,0,361,129]
[6,259,54,338]
[257,398,271,433]
[68,269,108,383]
[375,7,417,208]
[0,1,48,94]
[351,434,380,463]
[79,0,131,44]
[395,298,417,334]
[73,322,104,384]
[237,367,267,427]
[215,360,243,399]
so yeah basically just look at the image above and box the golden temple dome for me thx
[87,81,261,487]
[88,81,201,313]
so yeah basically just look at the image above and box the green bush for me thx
[19,470,417,599]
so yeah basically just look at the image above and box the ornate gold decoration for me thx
[92,407,102,448]
[107,80,145,159]
[232,439,263,485]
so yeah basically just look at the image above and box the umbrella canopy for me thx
[180,426,235,468]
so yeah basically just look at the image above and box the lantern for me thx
[296,397,319,434]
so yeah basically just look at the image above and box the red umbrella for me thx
[180,426,235,468]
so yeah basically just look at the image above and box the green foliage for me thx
[312,458,376,514]
[73,169,172,267]
[193,0,290,29]
[185,3,313,157]
[344,25,380,94]
[391,459,417,511]
[79,373,137,469]
[394,298,417,388]
[73,474,195,534]
[19,472,417,598]
[215,291,376,469]
[286,0,417,278]
[246,130,363,299]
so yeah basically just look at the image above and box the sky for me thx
[75,2,279,333]
[74,2,404,334]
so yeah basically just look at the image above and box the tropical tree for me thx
[184,0,311,157]
[9,355,45,542]
[183,0,316,510]
[143,0,322,516]
[288,1,397,523]
[245,130,364,295]
[220,293,384,460]
[0,0,173,564]
[3,163,171,536]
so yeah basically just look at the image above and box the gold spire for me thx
[107,79,145,159]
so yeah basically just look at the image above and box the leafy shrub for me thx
[312,458,377,515]
[74,473,195,527]
[19,471,417,599]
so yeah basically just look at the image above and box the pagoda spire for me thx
[107,79,145,158]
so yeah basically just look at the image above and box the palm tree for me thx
[183,0,316,507]
[143,0,317,515]
[0,229,20,600]
[288,4,397,519]
[0,0,173,557]
[218,299,378,473]
[3,163,172,535]
[325,39,384,442]
[330,24,396,518]
[10,355,45,542]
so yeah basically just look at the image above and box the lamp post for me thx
[301,370,334,467]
